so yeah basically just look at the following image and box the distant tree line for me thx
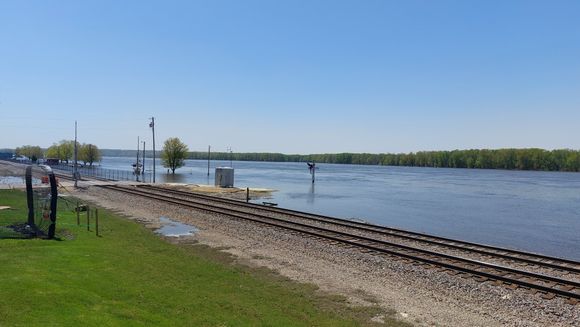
[187,148,580,172]
[89,148,580,172]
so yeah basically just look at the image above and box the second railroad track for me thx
[98,183,580,304]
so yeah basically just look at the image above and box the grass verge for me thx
[0,189,409,326]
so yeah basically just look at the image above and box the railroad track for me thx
[99,184,580,304]
[138,184,580,276]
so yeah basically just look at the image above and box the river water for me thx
[99,157,580,261]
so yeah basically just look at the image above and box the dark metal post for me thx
[308,162,316,183]
[142,141,146,178]
[25,166,35,227]
[47,171,58,239]
[87,206,90,231]
[207,145,210,176]
[95,209,99,236]
[312,162,315,183]
[136,136,140,182]
[246,187,249,203]
[76,201,80,225]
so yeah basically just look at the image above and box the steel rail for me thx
[139,184,580,274]
[101,184,580,300]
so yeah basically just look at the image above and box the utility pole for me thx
[74,121,78,188]
[136,136,140,182]
[142,141,146,179]
[207,145,211,176]
[149,117,156,183]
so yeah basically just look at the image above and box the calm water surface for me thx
[99,157,580,260]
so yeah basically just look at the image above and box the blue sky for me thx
[1,0,579,153]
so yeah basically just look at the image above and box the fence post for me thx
[87,206,90,231]
[95,209,99,236]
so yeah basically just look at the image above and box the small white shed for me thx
[215,167,234,187]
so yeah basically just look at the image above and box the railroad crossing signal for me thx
[307,162,316,183]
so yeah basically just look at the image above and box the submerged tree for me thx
[161,137,189,174]
[79,143,102,166]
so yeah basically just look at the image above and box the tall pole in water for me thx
[207,145,211,176]
[142,141,146,179]
[312,162,315,183]
[136,136,140,182]
[149,117,156,183]
[308,162,316,184]
[74,120,78,188]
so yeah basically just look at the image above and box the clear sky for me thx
[1,0,579,154]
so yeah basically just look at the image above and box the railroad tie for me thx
[567,298,579,305]
[541,293,556,300]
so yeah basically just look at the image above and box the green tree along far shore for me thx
[161,137,189,174]
[14,145,43,162]
[185,148,580,172]
[43,141,102,165]
[46,140,77,163]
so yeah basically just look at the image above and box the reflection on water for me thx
[100,156,580,260]
[307,183,315,204]
[162,173,188,184]
[0,176,24,184]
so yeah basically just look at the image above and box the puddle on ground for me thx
[0,176,41,185]
[155,217,198,237]
[0,176,24,184]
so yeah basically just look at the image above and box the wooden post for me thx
[246,187,249,203]
[76,201,80,226]
[95,209,99,236]
[87,206,90,231]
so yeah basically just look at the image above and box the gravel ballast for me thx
[69,185,580,326]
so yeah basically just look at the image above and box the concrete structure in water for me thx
[215,167,234,187]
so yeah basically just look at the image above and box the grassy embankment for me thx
[0,189,408,326]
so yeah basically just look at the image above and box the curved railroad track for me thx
[98,183,580,304]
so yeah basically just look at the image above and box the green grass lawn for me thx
[0,189,409,326]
